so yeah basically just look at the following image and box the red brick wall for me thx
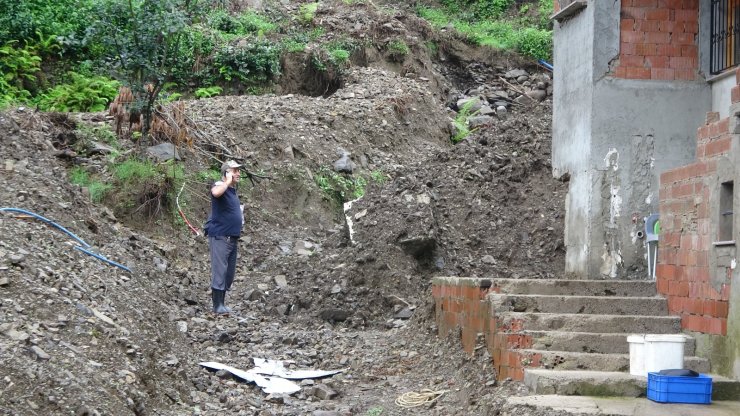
[656,70,740,335]
[432,277,537,381]
[432,278,494,354]
[616,0,699,80]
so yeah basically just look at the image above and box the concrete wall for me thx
[589,79,710,277]
[553,0,712,278]
[552,2,595,276]
[712,72,736,118]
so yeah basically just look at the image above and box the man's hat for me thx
[221,160,242,174]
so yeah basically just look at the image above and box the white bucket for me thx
[627,334,645,376]
[644,334,686,374]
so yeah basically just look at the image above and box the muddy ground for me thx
[0,1,567,415]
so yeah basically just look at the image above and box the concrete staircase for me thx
[486,278,740,400]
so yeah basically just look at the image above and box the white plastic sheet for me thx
[199,359,344,395]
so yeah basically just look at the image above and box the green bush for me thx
[238,10,276,35]
[0,0,94,56]
[195,86,223,98]
[514,27,552,60]
[170,25,221,86]
[387,39,410,58]
[0,42,42,100]
[299,2,319,25]
[215,40,281,84]
[315,166,366,205]
[35,72,119,112]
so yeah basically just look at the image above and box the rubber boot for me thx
[212,289,230,315]
[221,290,233,314]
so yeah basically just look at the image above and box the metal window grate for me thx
[711,0,740,75]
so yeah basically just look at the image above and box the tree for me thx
[88,0,199,140]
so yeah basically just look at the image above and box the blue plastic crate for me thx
[647,372,712,404]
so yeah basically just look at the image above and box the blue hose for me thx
[538,59,553,71]
[1,207,91,248]
[74,246,132,273]
[1,207,131,272]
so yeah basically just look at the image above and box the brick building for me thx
[552,0,739,379]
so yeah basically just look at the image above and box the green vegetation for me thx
[370,169,387,184]
[387,39,410,60]
[451,100,480,143]
[36,72,119,112]
[299,2,319,25]
[315,166,367,205]
[195,86,223,99]
[114,158,158,184]
[417,1,553,60]
[0,0,553,140]
[366,408,383,416]
[69,166,112,203]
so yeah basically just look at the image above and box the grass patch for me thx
[416,5,552,60]
[114,158,158,184]
[69,166,111,203]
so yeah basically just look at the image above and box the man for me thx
[204,160,244,315]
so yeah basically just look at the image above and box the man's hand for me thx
[225,171,234,185]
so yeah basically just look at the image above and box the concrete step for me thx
[526,331,696,355]
[516,350,710,373]
[505,395,740,416]
[490,294,668,315]
[524,369,740,401]
[490,278,657,297]
[497,312,682,333]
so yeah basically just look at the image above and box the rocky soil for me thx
[1,1,566,415]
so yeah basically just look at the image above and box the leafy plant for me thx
[215,40,281,84]
[366,407,383,416]
[35,72,119,112]
[238,10,276,35]
[329,48,350,65]
[195,86,223,98]
[387,39,409,60]
[299,2,319,25]
[314,166,366,205]
[515,27,552,60]
[370,169,387,184]
[0,0,95,56]
[452,100,479,143]
[0,41,42,92]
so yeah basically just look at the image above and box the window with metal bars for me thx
[711,0,740,75]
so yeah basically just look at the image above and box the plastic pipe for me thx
[1,207,131,273]
[74,246,132,273]
[0,207,91,248]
